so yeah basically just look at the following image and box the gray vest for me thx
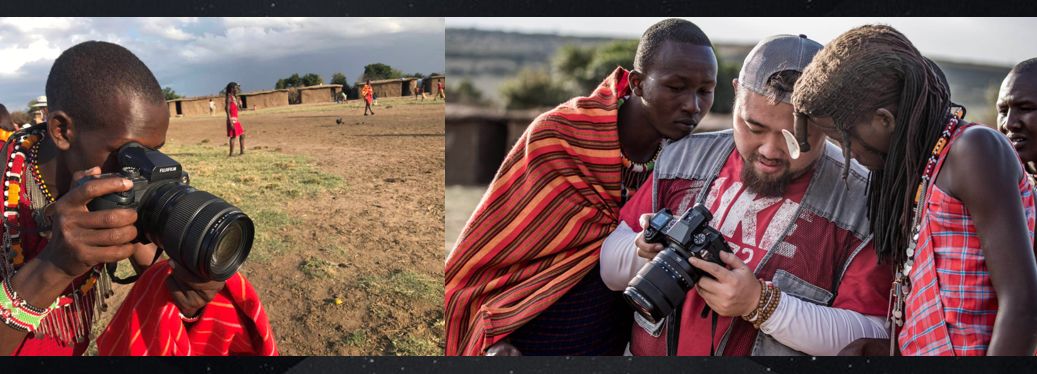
[644,130,874,356]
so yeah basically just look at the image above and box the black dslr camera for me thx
[83,142,254,282]
[623,204,731,324]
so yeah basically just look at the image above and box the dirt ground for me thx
[87,97,445,355]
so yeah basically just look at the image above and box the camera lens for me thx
[623,248,697,323]
[141,182,254,281]
[201,210,254,280]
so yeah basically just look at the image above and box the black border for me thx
[1,356,1032,373]
[2,1,1037,373]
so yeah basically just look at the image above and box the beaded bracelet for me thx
[753,286,782,330]
[1,276,58,333]
[743,279,769,323]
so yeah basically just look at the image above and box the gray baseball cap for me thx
[738,34,823,104]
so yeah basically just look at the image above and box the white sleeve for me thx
[759,291,889,356]
[600,221,650,291]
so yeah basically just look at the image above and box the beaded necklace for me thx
[887,117,959,355]
[0,128,110,345]
[617,95,663,203]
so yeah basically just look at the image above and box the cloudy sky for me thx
[448,17,1037,67]
[0,17,445,112]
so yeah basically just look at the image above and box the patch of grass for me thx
[161,144,343,262]
[357,270,441,305]
[343,330,368,347]
[391,333,439,356]
[299,258,336,279]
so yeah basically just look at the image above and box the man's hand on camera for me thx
[128,242,160,275]
[689,251,763,317]
[165,260,225,319]
[35,167,138,281]
[635,213,665,260]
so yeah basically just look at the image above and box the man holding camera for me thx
[0,41,257,356]
[600,35,892,356]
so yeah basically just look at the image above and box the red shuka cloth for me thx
[96,260,278,356]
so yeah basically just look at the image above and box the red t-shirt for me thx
[621,150,890,354]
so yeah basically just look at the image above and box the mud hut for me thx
[167,96,226,117]
[240,89,289,110]
[354,78,418,99]
[298,84,344,104]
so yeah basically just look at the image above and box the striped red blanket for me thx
[445,67,631,355]
[96,260,277,356]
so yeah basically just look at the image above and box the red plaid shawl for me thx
[444,68,632,355]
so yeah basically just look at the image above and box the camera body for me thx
[623,204,731,324]
[87,143,187,224]
[83,142,254,282]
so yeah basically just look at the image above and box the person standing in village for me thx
[225,82,246,156]
[415,77,425,101]
[434,79,445,101]
[30,97,48,126]
[209,98,215,116]
[362,80,375,116]
[793,25,1037,356]
[998,57,1037,281]
[445,18,718,356]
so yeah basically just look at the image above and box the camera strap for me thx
[710,311,718,356]
[666,302,681,356]
[107,246,164,285]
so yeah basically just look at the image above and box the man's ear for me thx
[629,70,645,97]
[874,108,896,136]
[47,111,74,151]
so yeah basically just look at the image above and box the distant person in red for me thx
[362,80,375,116]
[225,82,245,156]
[435,79,445,101]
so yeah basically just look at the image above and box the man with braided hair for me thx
[602,34,892,356]
[446,18,718,356]
[793,25,1037,356]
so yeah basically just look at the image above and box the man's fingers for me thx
[79,226,137,247]
[75,208,137,229]
[696,277,719,295]
[89,243,138,264]
[170,261,226,292]
[718,251,747,270]
[70,167,102,182]
[62,177,132,207]
[638,213,655,230]
[689,257,728,280]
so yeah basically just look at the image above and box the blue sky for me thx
[0,17,445,112]
[447,17,1037,67]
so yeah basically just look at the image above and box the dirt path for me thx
[89,98,445,355]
